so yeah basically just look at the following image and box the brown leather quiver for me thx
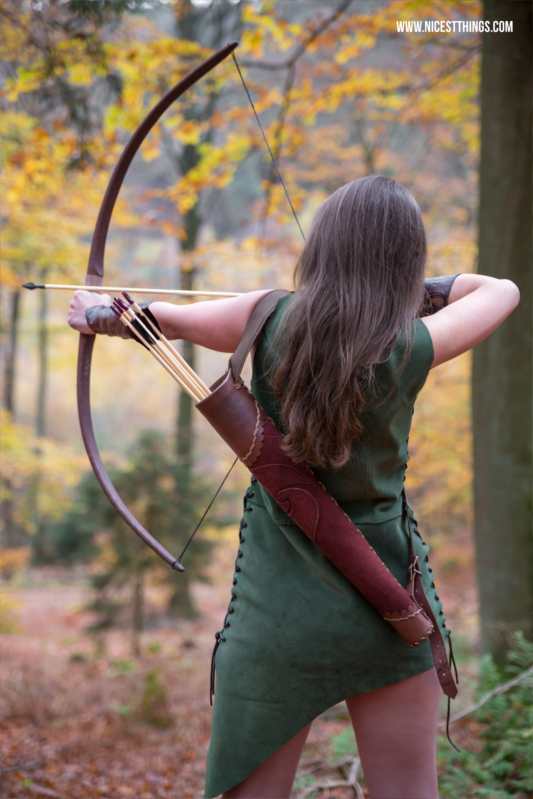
[197,291,458,699]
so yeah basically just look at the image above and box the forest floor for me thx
[1,531,481,799]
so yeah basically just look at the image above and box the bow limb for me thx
[77,42,239,571]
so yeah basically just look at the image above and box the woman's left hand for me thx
[68,290,112,334]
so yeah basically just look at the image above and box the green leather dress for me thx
[204,295,447,798]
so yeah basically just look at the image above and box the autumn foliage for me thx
[0,1,500,796]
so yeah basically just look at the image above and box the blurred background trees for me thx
[1,0,530,658]
[64,430,214,653]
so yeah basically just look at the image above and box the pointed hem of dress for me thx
[203,657,436,798]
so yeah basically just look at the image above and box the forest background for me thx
[1,1,531,798]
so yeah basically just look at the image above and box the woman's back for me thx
[251,294,434,524]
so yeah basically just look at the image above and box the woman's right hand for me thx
[421,274,520,369]
[68,290,112,335]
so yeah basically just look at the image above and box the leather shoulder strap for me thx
[229,289,291,381]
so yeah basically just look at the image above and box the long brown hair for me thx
[271,175,427,469]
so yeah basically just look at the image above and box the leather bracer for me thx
[420,274,460,317]
[86,302,160,344]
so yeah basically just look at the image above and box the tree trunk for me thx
[36,288,48,438]
[1,291,21,547]
[473,0,532,663]
[168,4,242,616]
[176,244,197,472]
[177,338,194,469]
[3,290,21,415]
[32,287,48,560]
[132,567,144,658]
[169,210,201,619]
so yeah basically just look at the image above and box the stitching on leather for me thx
[241,400,262,464]
[249,414,265,466]
[253,463,311,486]
[407,629,433,647]
[383,608,425,621]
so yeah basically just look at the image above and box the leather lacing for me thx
[210,479,257,705]
[407,502,460,751]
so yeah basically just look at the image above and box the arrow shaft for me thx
[117,312,204,404]
[24,283,243,298]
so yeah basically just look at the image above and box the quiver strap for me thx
[197,290,457,699]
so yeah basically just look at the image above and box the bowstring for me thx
[177,456,239,563]
[179,52,306,566]
[232,51,306,242]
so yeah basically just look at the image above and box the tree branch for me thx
[327,43,480,109]
[437,665,533,729]
[240,0,354,71]
[259,61,296,240]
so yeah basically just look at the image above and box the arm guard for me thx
[420,274,461,316]
[86,302,161,343]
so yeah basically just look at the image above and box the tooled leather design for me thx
[251,410,321,534]
[275,487,320,539]
[252,463,319,539]
[253,462,312,489]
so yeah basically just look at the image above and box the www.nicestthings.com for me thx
[397,20,513,33]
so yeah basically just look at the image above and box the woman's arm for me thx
[421,274,520,369]
[68,289,270,353]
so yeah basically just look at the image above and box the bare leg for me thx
[222,723,312,799]
[346,667,441,799]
